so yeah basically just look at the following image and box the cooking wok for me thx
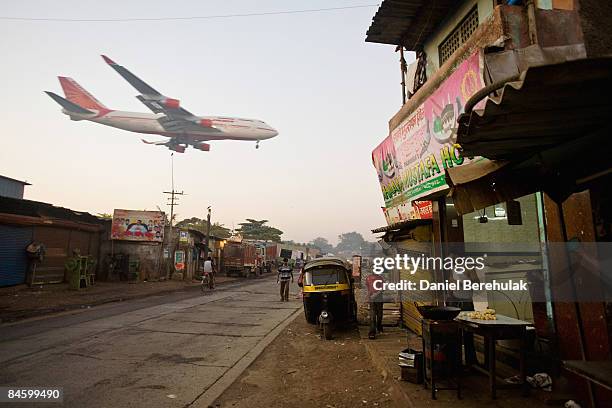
[416,305,461,320]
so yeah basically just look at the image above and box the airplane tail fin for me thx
[58,77,108,111]
[45,91,94,115]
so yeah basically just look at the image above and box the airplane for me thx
[45,55,278,152]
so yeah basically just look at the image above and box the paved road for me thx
[0,276,301,407]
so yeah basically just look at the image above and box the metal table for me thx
[421,319,462,400]
[562,360,612,392]
[456,314,532,399]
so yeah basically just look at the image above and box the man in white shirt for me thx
[277,258,294,301]
[202,256,216,289]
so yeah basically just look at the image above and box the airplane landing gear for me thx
[255,140,260,149]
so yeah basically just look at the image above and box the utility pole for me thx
[163,189,185,231]
[162,153,186,236]
[205,206,211,255]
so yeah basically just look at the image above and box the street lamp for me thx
[205,206,211,256]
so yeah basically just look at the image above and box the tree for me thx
[360,241,382,257]
[175,218,231,239]
[97,213,113,220]
[176,217,200,229]
[237,219,283,242]
[210,223,231,239]
[335,232,366,253]
[310,237,334,254]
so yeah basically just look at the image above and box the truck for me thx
[264,243,279,273]
[223,241,257,278]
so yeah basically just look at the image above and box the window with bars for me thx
[438,7,479,66]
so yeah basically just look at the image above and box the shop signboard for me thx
[351,255,362,278]
[382,200,433,225]
[179,230,189,243]
[392,52,484,201]
[111,209,165,242]
[372,134,402,208]
[373,52,484,224]
[174,250,185,271]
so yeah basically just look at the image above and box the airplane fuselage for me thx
[47,55,279,152]
[65,109,278,142]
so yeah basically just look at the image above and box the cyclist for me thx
[202,256,215,289]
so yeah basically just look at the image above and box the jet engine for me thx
[193,142,210,152]
[163,98,180,109]
[168,144,186,153]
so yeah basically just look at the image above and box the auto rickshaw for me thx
[301,257,357,340]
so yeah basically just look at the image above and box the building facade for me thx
[0,196,103,287]
[0,175,30,199]
[366,1,611,406]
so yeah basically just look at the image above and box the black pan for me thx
[416,305,461,320]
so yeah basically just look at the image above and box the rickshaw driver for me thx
[277,258,294,301]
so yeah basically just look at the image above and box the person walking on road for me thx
[277,258,293,301]
[366,273,384,339]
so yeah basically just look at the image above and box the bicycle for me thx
[201,272,213,293]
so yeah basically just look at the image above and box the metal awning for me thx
[372,218,432,234]
[365,0,455,48]
[448,57,612,214]
[458,57,612,160]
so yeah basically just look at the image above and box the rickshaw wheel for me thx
[322,323,332,340]
[304,305,316,324]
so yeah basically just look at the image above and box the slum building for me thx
[366,0,611,405]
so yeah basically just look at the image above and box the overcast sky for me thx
[0,0,412,244]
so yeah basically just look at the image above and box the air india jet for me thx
[45,55,278,152]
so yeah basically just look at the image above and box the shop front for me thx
[442,57,612,406]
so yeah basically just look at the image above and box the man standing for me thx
[277,258,293,302]
[366,272,384,339]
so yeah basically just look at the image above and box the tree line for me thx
[174,217,379,255]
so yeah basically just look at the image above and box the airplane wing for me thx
[102,55,222,135]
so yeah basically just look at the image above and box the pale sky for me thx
[0,1,412,245]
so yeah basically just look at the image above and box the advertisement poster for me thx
[351,255,362,278]
[111,209,165,242]
[374,52,484,224]
[382,200,433,224]
[372,134,402,208]
[174,250,185,271]
[179,230,189,243]
[394,52,484,201]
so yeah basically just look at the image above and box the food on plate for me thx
[467,308,497,320]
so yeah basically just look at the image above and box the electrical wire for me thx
[0,4,380,22]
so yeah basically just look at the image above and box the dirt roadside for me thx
[0,276,238,323]
[212,315,397,408]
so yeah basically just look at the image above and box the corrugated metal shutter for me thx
[33,227,70,284]
[0,225,33,287]
[395,225,435,335]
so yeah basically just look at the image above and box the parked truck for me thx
[265,244,278,273]
[223,241,257,278]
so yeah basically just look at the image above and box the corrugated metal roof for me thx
[365,0,456,48]
[457,57,612,160]
[0,195,102,225]
[0,175,31,186]
[372,218,431,233]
